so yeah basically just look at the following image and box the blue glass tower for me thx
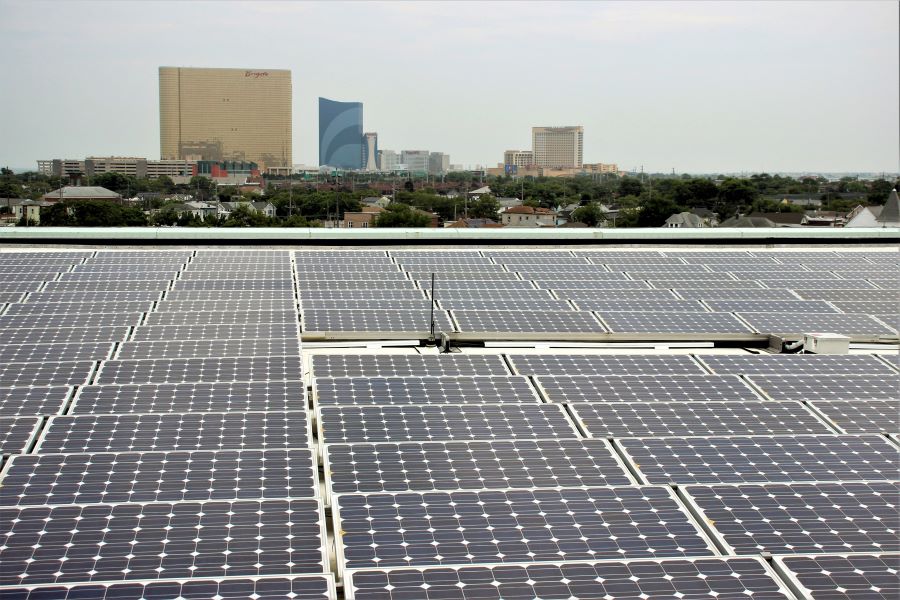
[319,97,364,169]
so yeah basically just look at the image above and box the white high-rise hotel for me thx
[532,126,583,168]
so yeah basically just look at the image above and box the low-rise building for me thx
[12,200,54,224]
[445,218,503,228]
[501,205,557,227]
[342,205,384,228]
[41,186,122,203]
[664,212,704,228]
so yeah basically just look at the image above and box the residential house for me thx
[664,212,704,228]
[41,186,122,203]
[746,212,805,227]
[445,218,503,228]
[467,186,492,200]
[342,205,385,228]
[501,205,557,227]
[690,208,719,227]
[876,189,900,227]
[719,215,777,227]
[844,205,883,228]
[12,200,54,224]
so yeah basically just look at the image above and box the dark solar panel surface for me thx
[334,486,715,572]
[0,361,95,386]
[317,404,578,443]
[324,439,634,495]
[737,312,896,336]
[0,313,142,329]
[776,553,900,599]
[96,356,303,384]
[0,386,71,417]
[310,354,508,377]
[116,338,302,360]
[808,400,899,434]
[144,310,296,326]
[131,323,299,341]
[598,311,753,334]
[70,381,306,414]
[748,374,898,401]
[0,449,318,506]
[4,301,154,315]
[0,342,114,363]
[570,401,831,437]
[315,376,537,406]
[0,416,41,454]
[0,499,326,585]
[25,291,163,303]
[536,374,760,403]
[697,353,896,375]
[453,310,606,333]
[0,327,129,344]
[345,557,792,600]
[684,481,900,555]
[303,310,453,332]
[508,354,704,376]
[617,434,900,485]
[36,411,310,452]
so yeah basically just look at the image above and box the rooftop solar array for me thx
[1,247,897,597]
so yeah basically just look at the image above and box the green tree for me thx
[717,178,759,216]
[373,203,431,227]
[867,179,896,204]
[571,202,606,227]
[636,196,681,227]
[618,177,644,197]
[151,207,179,226]
[222,204,273,227]
[39,202,74,225]
[468,195,500,220]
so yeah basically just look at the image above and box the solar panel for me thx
[649,279,764,289]
[0,326,129,344]
[704,300,839,313]
[181,270,295,280]
[391,251,485,258]
[58,271,178,281]
[674,288,800,300]
[683,481,900,556]
[298,289,426,300]
[333,486,716,573]
[0,361,95,386]
[0,342,114,363]
[303,309,453,333]
[535,374,763,403]
[298,280,417,291]
[0,575,337,600]
[407,271,521,281]
[417,280,537,290]
[344,556,793,600]
[317,404,579,443]
[42,280,171,292]
[0,499,327,585]
[0,292,26,303]
[144,310,296,326]
[35,411,311,453]
[70,381,306,415]
[508,354,705,376]
[310,354,508,377]
[426,289,554,301]
[617,434,900,485]
[697,353,896,375]
[570,401,832,437]
[0,448,318,507]
[155,299,296,313]
[572,300,708,312]
[737,312,896,336]
[0,272,65,281]
[437,299,574,311]
[491,256,589,265]
[830,300,899,314]
[0,282,44,293]
[533,280,652,290]
[793,289,898,302]
[452,310,606,333]
[808,400,899,434]
[553,289,678,300]
[95,356,303,384]
[323,439,634,495]
[165,290,295,302]
[774,553,900,599]
[4,301,154,315]
[730,270,838,280]
[0,416,42,454]
[173,280,294,291]
[315,376,539,406]
[598,311,753,334]
[747,374,898,401]
[302,299,433,311]
[116,338,301,360]
[782,279,877,289]
[0,313,143,329]
[25,291,163,303]
[877,353,900,370]
[0,386,71,417]
[131,323,299,342]
[483,250,576,257]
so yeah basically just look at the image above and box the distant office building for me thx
[532,126,583,168]
[428,152,449,175]
[363,133,379,172]
[319,97,364,170]
[401,150,430,174]
[159,67,292,169]
[38,157,194,179]
[378,150,399,172]
[503,150,534,168]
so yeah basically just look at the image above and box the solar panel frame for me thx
[316,403,582,444]
[597,311,754,335]
[314,376,541,406]
[130,323,300,342]
[616,434,900,485]
[302,309,454,334]
[0,416,42,454]
[0,574,337,599]
[806,399,899,434]
[534,374,765,404]
[343,556,794,600]
[4,301,155,315]
[452,310,606,333]
[695,353,896,375]
[298,289,426,300]
[507,354,706,376]
[0,386,72,417]
[25,291,164,303]
[681,481,900,556]
[143,310,297,326]
[704,300,840,313]
[42,280,171,292]
[172,280,294,291]
[792,289,898,301]
[571,300,709,312]
[95,356,303,384]
[553,288,678,300]
[0,361,96,386]
[331,485,718,575]
[772,552,900,600]
[310,354,509,378]
[69,381,307,415]
[830,300,899,314]
[322,439,636,497]
[115,338,302,360]
[436,299,575,311]
[533,280,652,290]
[0,313,144,329]
[0,282,45,293]
[0,342,115,364]
[747,374,899,401]
[34,411,312,453]
[673,288,801,300]
[0,292,26,303]
[0,498,328,585]
[0,448,320,507]
[165,290,296,302]
[154,299,296,313]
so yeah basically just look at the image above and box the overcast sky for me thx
[1,1,897,173]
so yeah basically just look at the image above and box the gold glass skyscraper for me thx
[159,66,291,169]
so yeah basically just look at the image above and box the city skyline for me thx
[1,1,898,172]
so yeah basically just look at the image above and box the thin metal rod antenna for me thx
[429,272,436,343]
